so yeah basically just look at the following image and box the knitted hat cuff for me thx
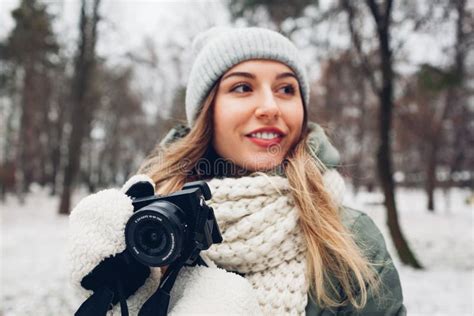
[185,27,309,127]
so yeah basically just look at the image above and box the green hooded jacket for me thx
[161,122,406,315]
[305,207,407,315]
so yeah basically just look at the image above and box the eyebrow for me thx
[221,71,297,82]
[276,72,298,80]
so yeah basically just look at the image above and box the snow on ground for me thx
[1,184,473,315]
[343,187,474,316]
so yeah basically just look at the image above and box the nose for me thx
[254,87,281,121]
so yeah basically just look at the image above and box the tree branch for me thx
[341,0,380,94]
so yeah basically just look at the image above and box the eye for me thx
[231,83,252,93]
[278,84,296,95]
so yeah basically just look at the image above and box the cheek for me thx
[212,98,260,166]
[283,103,304,137]
[213,95,253,135]
[213,101,234,138]
[212,99,242,154]
[212,123,230,154]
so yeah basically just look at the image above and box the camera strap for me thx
[74,280,130,316]
[138,255,209,316]
[75,251,150,316]
[74,285,115,316]
[138,261,183,316]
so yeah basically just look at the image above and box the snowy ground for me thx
[344,187,474,316]
[1,184,473,316]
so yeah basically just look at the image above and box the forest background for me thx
[1,0,473,315]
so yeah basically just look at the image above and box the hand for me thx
[70,174,161,314]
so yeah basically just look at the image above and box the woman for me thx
[70,27,406,315]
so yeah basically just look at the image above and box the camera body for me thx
[124,180,222,267]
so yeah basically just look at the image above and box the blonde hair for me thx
[138,83,380,309]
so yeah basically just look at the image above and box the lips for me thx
[246,127,286,137]
[245,127,286,148]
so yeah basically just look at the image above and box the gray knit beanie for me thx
[185,27,310,127]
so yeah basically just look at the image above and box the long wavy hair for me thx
[138,81,380,309]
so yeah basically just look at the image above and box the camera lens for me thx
[136,222,168,256]
[125,201,187,267]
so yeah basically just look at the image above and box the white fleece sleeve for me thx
[68,175,162,314]
[169,266,262,316]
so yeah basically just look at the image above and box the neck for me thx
[191,146,286,180]
[192,146,252,180]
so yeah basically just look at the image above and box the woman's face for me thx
[212,60,304,172]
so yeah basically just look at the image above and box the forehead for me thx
[224,59,295,76]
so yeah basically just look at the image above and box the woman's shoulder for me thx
[305,207,407,316]
[340,207,381,237]
[339,207,391,263]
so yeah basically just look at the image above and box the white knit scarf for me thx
[203,170,345,315]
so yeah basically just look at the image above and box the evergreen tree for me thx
[2,0,59,197]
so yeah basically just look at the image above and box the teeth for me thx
[250,132,280,139]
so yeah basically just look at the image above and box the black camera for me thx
[124,180,223,267]
[75,180,222,316]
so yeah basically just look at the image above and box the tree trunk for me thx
[58,0,101,214]
[49,102,65,196]
[366,0,423,268]
[352,76,368,195]
[59,111,91,214]
[1,87,19,200]
[425,0,468,209]
[425,142,437,211]
[18,64,36,195]
[447,0,468,184]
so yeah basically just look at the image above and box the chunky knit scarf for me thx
[203,170,345,315]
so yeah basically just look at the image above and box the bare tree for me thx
[228,0,314,34]
[341,0,422,268]
[395,0,471,211]
[313,51,379,192]
[85,65,146,189]
[58,0,101,214]
[446,0,472,187]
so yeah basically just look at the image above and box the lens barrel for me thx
[125,201,187,267]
